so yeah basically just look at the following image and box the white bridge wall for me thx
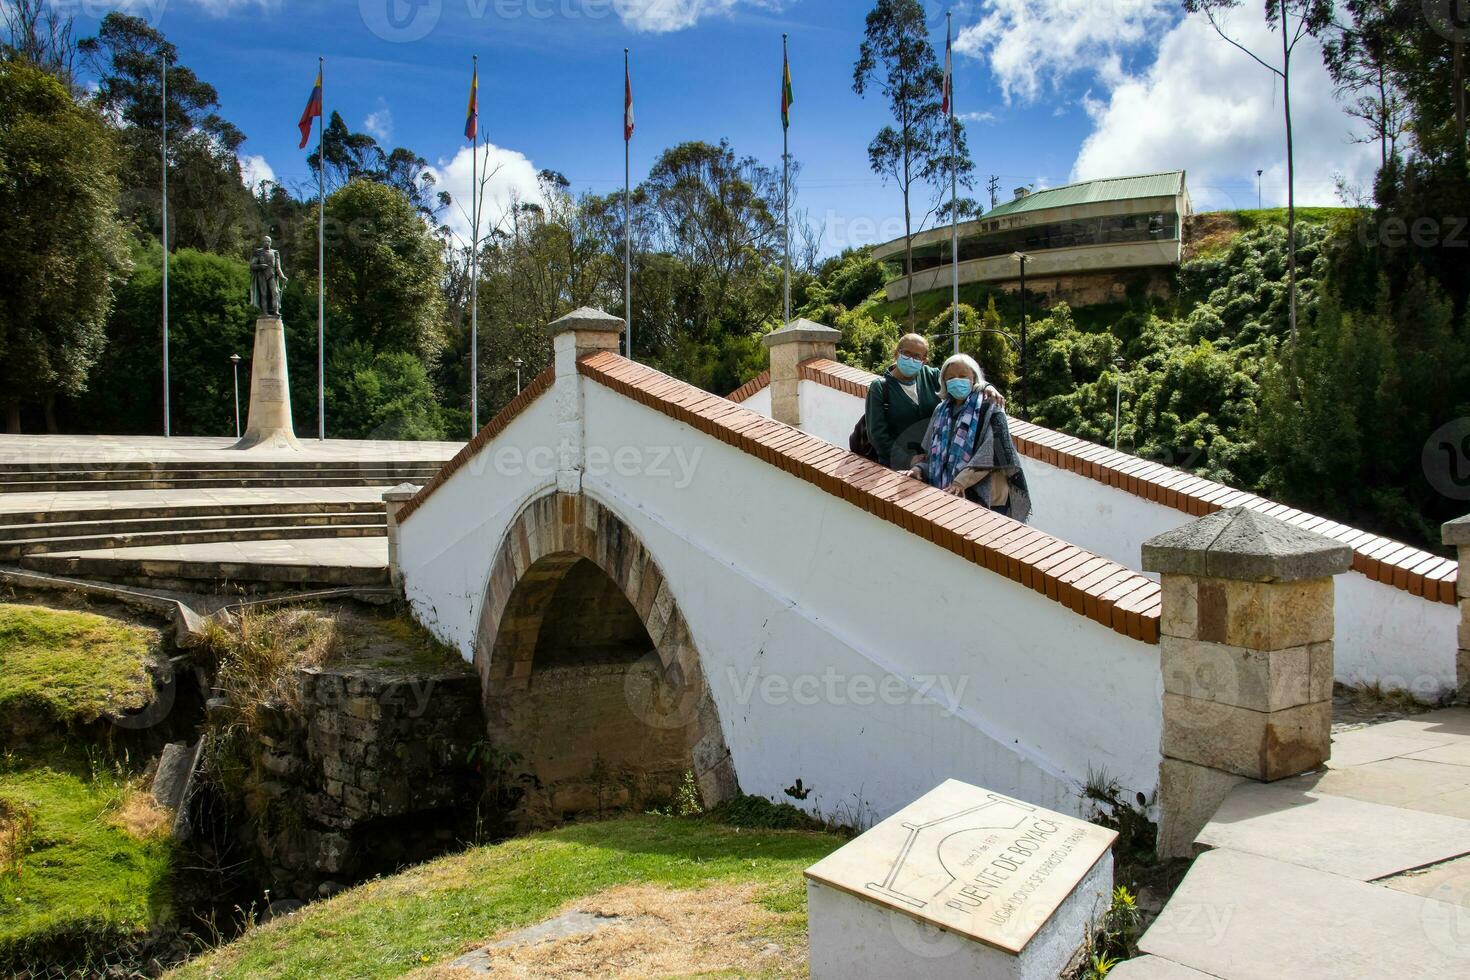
[778,383,1459,698]
[398,382,1163,823]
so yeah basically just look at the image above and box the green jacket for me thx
[865,365,942,469]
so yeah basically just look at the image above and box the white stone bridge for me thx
[392,308,1468,846]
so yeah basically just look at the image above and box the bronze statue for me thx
[249,236,288,316]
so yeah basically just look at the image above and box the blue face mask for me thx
[895,355,924,379]
[946,378,974,400]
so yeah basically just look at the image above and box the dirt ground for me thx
[412,882,807,979]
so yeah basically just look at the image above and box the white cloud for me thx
[1072,11,1378,209]
[618,0,779,33]
[364,104,393,144]
[959,111,996,124]
[956,0,1173,104]
[239,153,275,189]
[430,142,543,248]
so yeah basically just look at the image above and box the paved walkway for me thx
[44,536,387,568]
[1120,709,1470,978]
[0,484,391,517]
[0,434,463,465]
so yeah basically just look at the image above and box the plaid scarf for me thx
[925,391,984,490]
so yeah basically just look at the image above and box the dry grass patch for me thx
[201,607,338,730]
[108,787,173,842]
[415,882,806,979]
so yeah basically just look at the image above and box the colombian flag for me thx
[781,51,793,130]
[466,63,479,142]
[298,69,322,149]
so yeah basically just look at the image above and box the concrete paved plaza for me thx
[0,434,463,466]
[1123,708,1470,978]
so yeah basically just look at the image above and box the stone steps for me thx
[0,513,386,560]
[0,459,445,475]
[0,472,436,494]
[0,499,384,528]
[19,545,388,592]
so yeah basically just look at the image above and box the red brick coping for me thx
[582,352,1161,642]
[396,365,555,526]
[735,359,1458,605]
[725,370,770,404]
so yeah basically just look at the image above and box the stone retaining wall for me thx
[243,662,483,899]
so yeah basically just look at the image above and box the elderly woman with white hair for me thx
[907,353,1032,523]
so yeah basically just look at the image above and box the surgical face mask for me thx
[895,354,924,378]
[946,378,974,400]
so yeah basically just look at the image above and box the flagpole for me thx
[469,55,480,436]
[161,52,171,436]
[948,12,959,355]
[782,33,791,327]
[317,55,325,441]
[624,48,632,361]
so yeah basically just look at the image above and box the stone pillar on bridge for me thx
[550,307,623,497]
[761,318,841,428]
[1443,515,1470,702]
[383,483,419,588]
[1143,506,1353,858]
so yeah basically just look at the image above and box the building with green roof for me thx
[871,171,1191,304]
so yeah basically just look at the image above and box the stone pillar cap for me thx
[1444,514,1470,546]
[383,483,420,502]
[1142,505,1353,582]
[761,318,841,349]
[548,306,625,335]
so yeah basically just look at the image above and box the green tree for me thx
[1182,0,1333,359]
[853,0,972,331]
[325,342,446,441]
[0,61,130,432]
[315,179,447,361]
[79,12,256,254]
[75,247,253,436]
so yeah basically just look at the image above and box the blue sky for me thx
[72,0,1379,255]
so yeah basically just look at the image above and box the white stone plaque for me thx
[805,779,1117,978]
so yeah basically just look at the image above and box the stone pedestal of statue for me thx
[234,315,302,451]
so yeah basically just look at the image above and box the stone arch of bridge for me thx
[473,490,737,821]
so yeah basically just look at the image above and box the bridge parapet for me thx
[733,355,1461,698]
[1144,507,1353,856]
[1443,515,1470,700]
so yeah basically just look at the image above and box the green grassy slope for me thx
[0,602,159,726]
[170,814,844,980]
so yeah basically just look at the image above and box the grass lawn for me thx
[170,814,844,980]
[1229,206,1362,231]
[0,743,174,965]
[0,602,160,725]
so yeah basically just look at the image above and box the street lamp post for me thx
[512,356,524,395]
[230,353,242,438]
[1113,356,1125,450]
[1011,251,1029,419]
[1256,169,1263,210]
